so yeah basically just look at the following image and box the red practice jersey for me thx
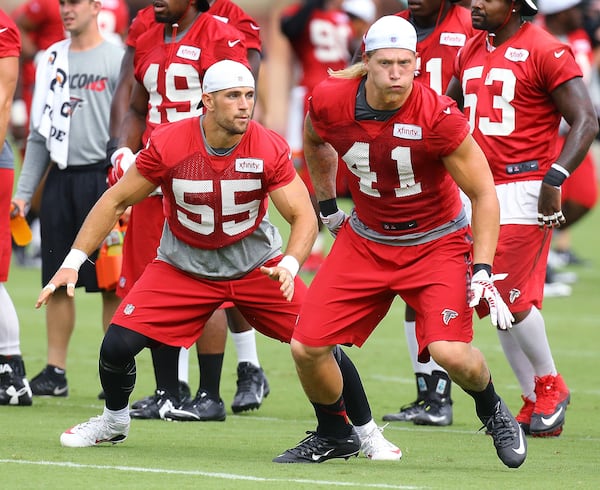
[135,119,297,249]
[281,4,352,91]
[454,23,582,184]
[0,10,20,58]
[398,5,473,95]
[126,1,262,52]
[133,13,248,144]
[309,77,468,236]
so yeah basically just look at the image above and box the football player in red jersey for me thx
[274,16,526,468]
[39,61,398,460]
[383,0,475,427]
[0,8,33,407]
[447,0,598,437]
[107,0,273,420]
[280,0,355,272]
[538,0,598,269]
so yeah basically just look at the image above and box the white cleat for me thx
[360,424,402,461]
[60,415,129,448]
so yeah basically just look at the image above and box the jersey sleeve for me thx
[126,6,153,48]
[427,98,470,157]
[135,131,169,187]
[0,12,20,57]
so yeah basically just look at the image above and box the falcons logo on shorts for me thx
[509,289,521,304]
[441,309,459,325]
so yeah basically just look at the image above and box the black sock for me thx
[152,345,181,402]
[335,346,371,426]
[464,377,500,423]
[312,395,353,438]
[198,352,224,399]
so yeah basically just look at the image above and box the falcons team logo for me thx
[441,309,459,325]
[509,289,521,304]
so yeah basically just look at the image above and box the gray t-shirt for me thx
[15,40,123,202]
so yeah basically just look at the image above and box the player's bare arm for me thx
[119,79,149,151]
[303,113,339,202]
[443,134,499,267]
[445,75,464,110]
[538,78,599,224]
[35,166,157,308]
[109,46,135,141]
[261,174,318,301]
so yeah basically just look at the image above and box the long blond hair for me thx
[328,60,367,79]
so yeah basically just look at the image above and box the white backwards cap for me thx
[538,0,581,15]
[364,15,417,53]
[342,0,376,24]
[202,60,254,94]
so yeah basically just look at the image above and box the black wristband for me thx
[542,167,567,187]
[106,137,120,161]
[473,263,492,276]
[318,198,339,216]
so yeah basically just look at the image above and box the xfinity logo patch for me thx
[505,47,529,62]
[439,32,466,47]
[393,124,422,140]
[235,158,264,173]
[176,45,201,61]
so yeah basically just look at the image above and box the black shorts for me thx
[40,162,108,292]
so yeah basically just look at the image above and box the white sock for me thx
[354,418,377,441]
[230,329,260,367]
[497,329,536,400]
[0,284,21,355]
[178,347,190,384]
[510,307,557,377]
[404,319,446,375]
[312,231,325,254]
[104,405,130,425]
[404,320,420,372]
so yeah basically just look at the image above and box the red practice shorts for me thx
[481,224,550,316]
[0,169,13,282]
[293,223,475,362]
[561,150,598,209]
[111,258,307,348]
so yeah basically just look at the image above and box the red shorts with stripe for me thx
[478,224,550,318]
[293,223,475,362]
[561,151,598,209]
[111,258,307,348]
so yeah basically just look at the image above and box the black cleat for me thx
[482,399,527,468]
[0,356,32,406]
[273,429,360,463]
[382,400,425,422]
[129,389,177,420]
[413,398,453,426]
[231,362,270,413]
[165,389,226,421]
[29,365,68,397]
[130,381,190,410]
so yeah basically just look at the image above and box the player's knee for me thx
[290,338,331,365]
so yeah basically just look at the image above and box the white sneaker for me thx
[543,282,572,298]
[60,415,129,447]
[359,424,402,461]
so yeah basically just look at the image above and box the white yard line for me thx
[0,459,423,489]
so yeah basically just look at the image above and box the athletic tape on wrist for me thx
[277,255,300,278]
[60,249,88,271]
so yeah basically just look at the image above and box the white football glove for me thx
[469,269,514,330]
[319,209,348,238]
[108,147,136,186]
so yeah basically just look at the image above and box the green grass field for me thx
[2,201,600,489]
